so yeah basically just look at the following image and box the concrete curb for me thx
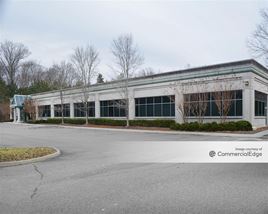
[0,147,61,167]
[6,122,266,138]
[59,125,262,138]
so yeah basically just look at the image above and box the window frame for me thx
[38,105,51,118]
[135,95,175,118]
[54,103,70,117]
[184,90,243,118]
[100,99,126,117]
[255,91,267,117]
[74,102,95,117]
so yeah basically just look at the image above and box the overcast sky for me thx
[0,0,267,80]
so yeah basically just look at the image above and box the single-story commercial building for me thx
[10,59,268,128]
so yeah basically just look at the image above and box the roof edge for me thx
[31,59,267,97]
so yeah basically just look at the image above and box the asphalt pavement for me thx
[0,123,268,214]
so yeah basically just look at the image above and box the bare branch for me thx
[71,45,100,124]
[212,80,235,123]
[23,98,37,122]
[248,9,268,64]
[0,40,30,86]
[110,34,144,127]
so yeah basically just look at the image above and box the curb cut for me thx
[0,147,61,167]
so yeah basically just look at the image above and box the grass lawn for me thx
[0,147,56,162]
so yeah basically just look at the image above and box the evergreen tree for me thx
[0,78,9,101]
[96,73,104,83]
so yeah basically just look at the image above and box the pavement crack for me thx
[30,164,44,199]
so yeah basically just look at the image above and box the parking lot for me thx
[1,123,268,214]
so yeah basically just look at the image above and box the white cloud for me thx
[0,0,267,80]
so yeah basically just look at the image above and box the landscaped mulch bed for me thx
[0,147,56,162]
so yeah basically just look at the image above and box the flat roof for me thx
[31,59,267,96]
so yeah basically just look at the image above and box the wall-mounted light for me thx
[244,81,249,86]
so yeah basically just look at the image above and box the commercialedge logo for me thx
[209,151,216,157]
[209,151,262,158]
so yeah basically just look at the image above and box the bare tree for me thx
[23,98,37,122]
[211,76,239,123]
[170,80,208,124]
[0,40,30,86]
[52,61,76,88]
[136,67,156,77]
[49,61,76,124]
[0,101,10,122]
[18,61,36,88]
[111,34,144,127]
[248,9,268,64]
[212,86,235,123]
[189,92,208,124]
[71,45,99,125]
[17,61,45,88]
[170,80,209,124]
[182,96,191,123]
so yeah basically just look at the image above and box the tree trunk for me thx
[126,98,129,127]
[60,90,64,124]
[125,77,130,128]
[61,105,64,124]
[85,101,89,125]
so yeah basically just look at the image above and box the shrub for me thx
[170,120,252,132]
[188,122,200,131]
[234,120,253,131]
[31,118,175,127]
[227,121,237,131]
[29,119,47,124]
[31,118,253,132]
[88,118,126,126]
[210,122,219,132]
[176,122,198,131]
[64,118,86,125]
[47,118,62,124]
[129,119,175,128]
[170,123,181,130]
[33,118,125,126]
[31,118,61,124]
[199,122,217,132]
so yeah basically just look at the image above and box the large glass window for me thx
[135,95,175,117]
[38,105,51,117]
[54,104,70,117]
[184,90,242,117]
[100,99,126,117]
[74,102,95,117]
[255,91,267,116]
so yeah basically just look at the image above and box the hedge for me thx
[88,118,126,126]
[129,119,175,128]
[30,118,174,128]
[170,120,252,132]
[30,118,252,131]
[0,119,13,123]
